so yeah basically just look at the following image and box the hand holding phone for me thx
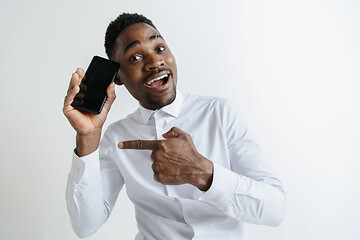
[63,56,119,136]
[71,56,120,114]
[63,59,119,156]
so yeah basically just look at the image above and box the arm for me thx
[200,159,285,226]
[64,68,122,237]
[200,100,285,226]
[66,133,124,238]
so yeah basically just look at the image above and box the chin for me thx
[145,89,176,109]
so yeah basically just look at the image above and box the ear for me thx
[114,74,123,86]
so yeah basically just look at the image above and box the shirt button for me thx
[236,214,241,219]
[187,213,193,218]
[170,192,177,198]
[158,128,164,133]
[76,168,81,174]
[209,198,215,203]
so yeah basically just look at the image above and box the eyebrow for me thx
[123,34,163,55]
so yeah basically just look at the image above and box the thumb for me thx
[162,127,184,139]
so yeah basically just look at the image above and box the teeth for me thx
[146,74,168,85]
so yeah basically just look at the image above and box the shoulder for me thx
[182,93,243,125]
[182,93,231,111]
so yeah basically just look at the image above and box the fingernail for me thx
[118,142,124,148]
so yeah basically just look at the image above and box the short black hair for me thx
[104,13,157,60]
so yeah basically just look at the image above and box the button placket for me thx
[166,186,176,198]
[178,199,196,224]
[154,113,167,140]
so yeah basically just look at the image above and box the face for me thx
[113,23,178,110]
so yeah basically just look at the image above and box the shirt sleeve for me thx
[66,130,124,238]
[199,100,286,226]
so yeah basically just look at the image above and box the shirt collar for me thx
[138,90,183,125]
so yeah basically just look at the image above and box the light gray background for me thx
[1,0,359,239]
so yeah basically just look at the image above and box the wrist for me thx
[75,128,102,157]
[194,156,214,191]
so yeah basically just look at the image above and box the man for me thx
[63,13,285,239]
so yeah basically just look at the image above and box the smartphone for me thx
[71,56,120,114]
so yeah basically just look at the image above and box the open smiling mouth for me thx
[145,73,170,89]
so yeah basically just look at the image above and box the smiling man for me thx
[63,13,285,239]
[112,22,178,110]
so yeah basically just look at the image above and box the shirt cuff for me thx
[199,163,240,208]
[68,149,100,184]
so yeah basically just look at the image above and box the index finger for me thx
[118,140,161,150]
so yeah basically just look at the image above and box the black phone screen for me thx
[71,56,120,114]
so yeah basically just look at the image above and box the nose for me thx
[144,55,165,71]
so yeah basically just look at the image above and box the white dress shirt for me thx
[66,91,286,240]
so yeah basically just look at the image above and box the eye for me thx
[156,45,165,53]
[130,54,142,62]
